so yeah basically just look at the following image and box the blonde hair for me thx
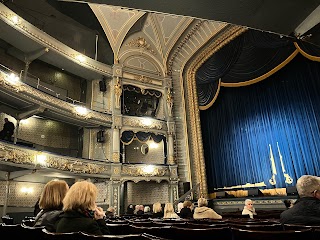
[62,180,97,212]
[164,203,174,214]
[296,175,320,197]
[197,197,208,207]
[39,179,69,210]
[183,200,192,208]
[153,202,162,213]
[245,199,253,206]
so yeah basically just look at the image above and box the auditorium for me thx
[0,1,320,239]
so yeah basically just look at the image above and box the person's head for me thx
[153,202,162,213]
[283,199,293,209]
[144,206,150,213]
[177,202,184,213]
[4,118,8,123]
[106,207,115,216]
[164,202,174,214]
[296,175,320,199]
[197,197,208,207]
[39,179,69,210]
[183,200,192,208]
[62,180,98,212]
[245,199,253,209]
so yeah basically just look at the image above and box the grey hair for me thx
[296,175,320,197]
[197,197,208,207]
[245,199,253,205]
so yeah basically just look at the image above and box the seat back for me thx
[231,227,313,240]
[80,232,167,240]
[106,223,131,235]
[0,223,24,238]
[170,226,232,240]
[128,225,171,239]
[21,222,45,238]
[42,228,82,240]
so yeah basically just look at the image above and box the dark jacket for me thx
[33,209,63,232]
[152,211,164,218]
[179,207,193,219]
[55,210,110,235]
[280,197,320,225]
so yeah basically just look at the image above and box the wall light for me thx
[36,154,47,165]
[142,118,152,126]
[11,15,20,24]
[75,54,86,63]
[142,165,155,174]
[74,106,88,115]
[149,142,158,149]
[5,73,20,85]
[21,187,33,195]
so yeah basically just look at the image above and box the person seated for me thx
[152,202,164,218]
[0,118,15,142]
[105,207,115,218]
[136,205,144,215]
[33,180,69,232]
[55,180,110,235]
[242,199,257,219]
[179,200,193,219]
[126,204,134,215]
[193,197,222,219]
[177,202,184,216]
[144,206,152,216]
[283,199,294,209]
[163,202,179,219]
[280,175,320,225]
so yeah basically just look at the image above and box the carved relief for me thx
[166,88,173,117]
[126,37,156,55]
[133,75,152,84]
[122,165,168,177]
[112,153,120,162]
[114,77,122,109]
[123,117,166,130]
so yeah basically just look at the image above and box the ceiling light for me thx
[21,187,33,195]
[5,73,20,84]
[149,142,158,149]
[142,165,155,174]
[11,15,19,24]
[36,154,47,165]
[142,118,152,126]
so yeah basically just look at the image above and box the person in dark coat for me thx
[33,180,69,232]
[152,202,164,218]
[0,118,15,141]
[55,181,110,235]
[280,175,320,225]
[179,200,194,219]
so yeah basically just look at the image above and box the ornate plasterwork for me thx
[185,25,248,198]
[122,165,168,177]
[123,117,166,130]
[0,144,34,165]
[126,37,156,55]
[47,157,107,174]
[0,73,112,124]
[112,153,120,162]
[133,74,152,84]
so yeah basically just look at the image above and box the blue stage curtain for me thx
[200,54,320,191]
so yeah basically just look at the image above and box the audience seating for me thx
[80,232,169,240]
[42,228,82,240]
[21,222,45,238]
[106,223,132,235]
[0,223,25,238]
[169,226,232,240]
[128,225,171,239]
[231,227,314,240]
[1,216,14,224]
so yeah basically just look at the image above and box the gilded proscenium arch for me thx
[186,26,248,198]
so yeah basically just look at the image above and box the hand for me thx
[94,207,106,220]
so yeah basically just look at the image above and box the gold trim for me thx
[221,49,299,87]
[199,79,222,110]
[294,42,320,62]
[186,26,248,198]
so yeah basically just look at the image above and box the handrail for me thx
[173,183,200,206]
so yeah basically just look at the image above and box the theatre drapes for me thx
[121,131,165,145]
[199,50,320,191]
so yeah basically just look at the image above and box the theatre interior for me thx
[0,0,320,238]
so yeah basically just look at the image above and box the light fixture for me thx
[5,72,20,85]
[142,118,152,126]
[11,15,19,24]
[74,106,88,115]
[142,165,155,174]
[21,187,33,195]
[75,54,86,63]
[36,154,47,165]
[149,142,158,149]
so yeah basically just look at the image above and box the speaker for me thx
[183,182,191,193]
[286,186,298,196]
[99,79,107,92]
[97,130,105,143]
[215,191,235,199]
[247,189,264,197]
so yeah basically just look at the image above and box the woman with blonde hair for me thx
[152,202,163,218]
[55,180,109,235]
[242,199,257,219]
[163,202,179,219]
[33,179,69,231]
[193,197,222,219]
